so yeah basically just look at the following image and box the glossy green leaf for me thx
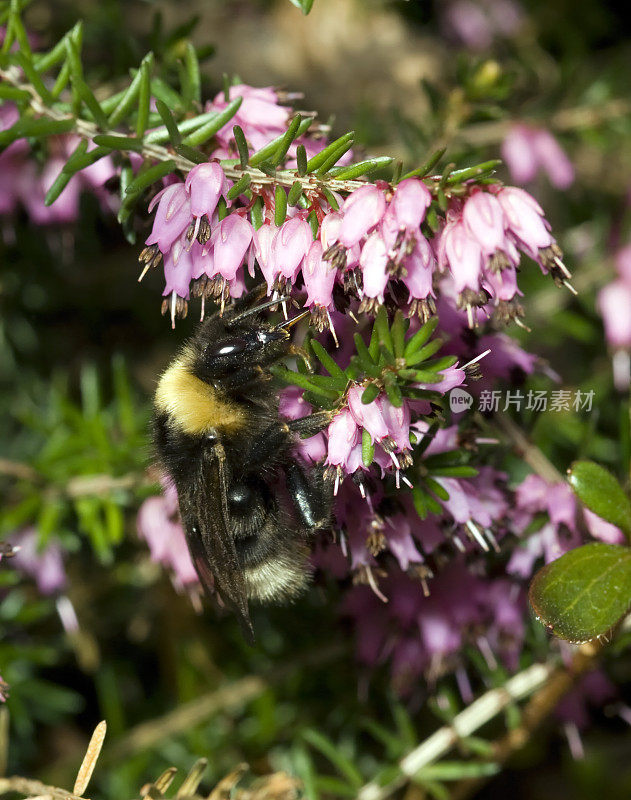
[361,383,380,405]
[445,159,502,185]
[272,113,302,167]
[404,317,439,356]
[274,185,287,226]
[155,99,182,146]
[529,542,631,641]
[402,147,446,180]
[232,125,249,168]
[568,460,631,537]
[227,173,251,200]
[124,160,177,196]
[296,143,308,176]
[92,134,143,151]
[249,117,313,167]
[287,180,303,207]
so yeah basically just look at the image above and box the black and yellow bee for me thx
[153,289,333,640]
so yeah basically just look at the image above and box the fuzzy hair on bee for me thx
[153,287,333,641]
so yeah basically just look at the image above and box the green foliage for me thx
[529,543,631,641]
[568,460,631,538]
[1,358,151,562]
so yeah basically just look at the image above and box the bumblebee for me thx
[153,289,333,640]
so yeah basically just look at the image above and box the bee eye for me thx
[206,337,247,360]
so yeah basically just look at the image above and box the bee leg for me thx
[244,411,333,463]
[285,459,331,531]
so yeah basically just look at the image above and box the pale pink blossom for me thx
[146,183,192,253]
[339,185,387,248]
[359,231,389,302]
[347,385,389,443]
[303,240,335,309]
[211,214,253,281]
[598,281,631,349]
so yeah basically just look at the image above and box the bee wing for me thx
[180,446,254,643]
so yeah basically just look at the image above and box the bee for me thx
[153,288,333,640]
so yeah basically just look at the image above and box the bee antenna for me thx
[274,309,311,330]
[226,295,291,325]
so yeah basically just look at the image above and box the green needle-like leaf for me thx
[275,185,288,226]
[401,147,447,180]
[93,134,144,151]
[568,461,631,537]
[306,131,355,173]
[174,143,207,164]
[362,428,375,467]
[316,140,355,176]
[136,56,152,138]
[227,173,251,200]
[329,156,394,181]
[310,340,348,383]
[529,542,631,641]
[249,117,313,167]
[272,113,302,167]
[44,168,73,206]
[391,310,408,358]
[73,77,109,129]
[374,306,394,354]
[445,160,502,185]
[232,125,249,168]
[155,99,182,146]
[287,180,303,207]
[296,143,308,176]
[405,338,444,367]
[124,160,178,196]
[182,41,201,107]
[12,51,53,104]
[0,116,75,148]
[404,317,439,356]
[181,96,243,147]
[302,729,363,790]
[361,383,380,405]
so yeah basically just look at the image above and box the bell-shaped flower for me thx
[339,185,387,248]
[211,213,253,281]
[325,408,360,468]
[185,162,226,236]
[598,280,631,349]
[303,240,336,309]
[163,235,195,298]
[146,182,192,254]
[497,186,553,253]
[442,220,483,293]
[359,231,389,302]
[348,385,389,443]
[462,190,507,257]
[378,397,412,453]
[389,177,432,230]
[253,223,280,291]
[401,236,435,300]
[272,216,312,282]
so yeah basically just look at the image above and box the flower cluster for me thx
[0,103,116,229]
[139,84,570,329]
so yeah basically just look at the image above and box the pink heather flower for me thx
[462,190,507,257]
[501,125,539,184]
[615,244,631,283]
[555,671,616,730]
[402,236,436,303]
[303,240,336,309]
[385,516,424,570]
[325,409,360,469]
[496,186,554,255]
[359,231,389,302]
[598,281,631,349]
[253,222,280,291]
[347,385,389,443]
[389,178,432,230]
[320,211,342,250]
[441,221,483,293]
[271,216,313,282]
[378,397,411,453]
[137,487,199,590]
[210,85,289,153]
[185,162,226,231]
[0,675,7,702]
[146,183,192,254]
[9,528,66,595]
[583,509,626,545]
[163,234,195,299]
[532,129,574,190]
[502,125,574,190]
[211,213,253,282]
[339,185,387,248]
